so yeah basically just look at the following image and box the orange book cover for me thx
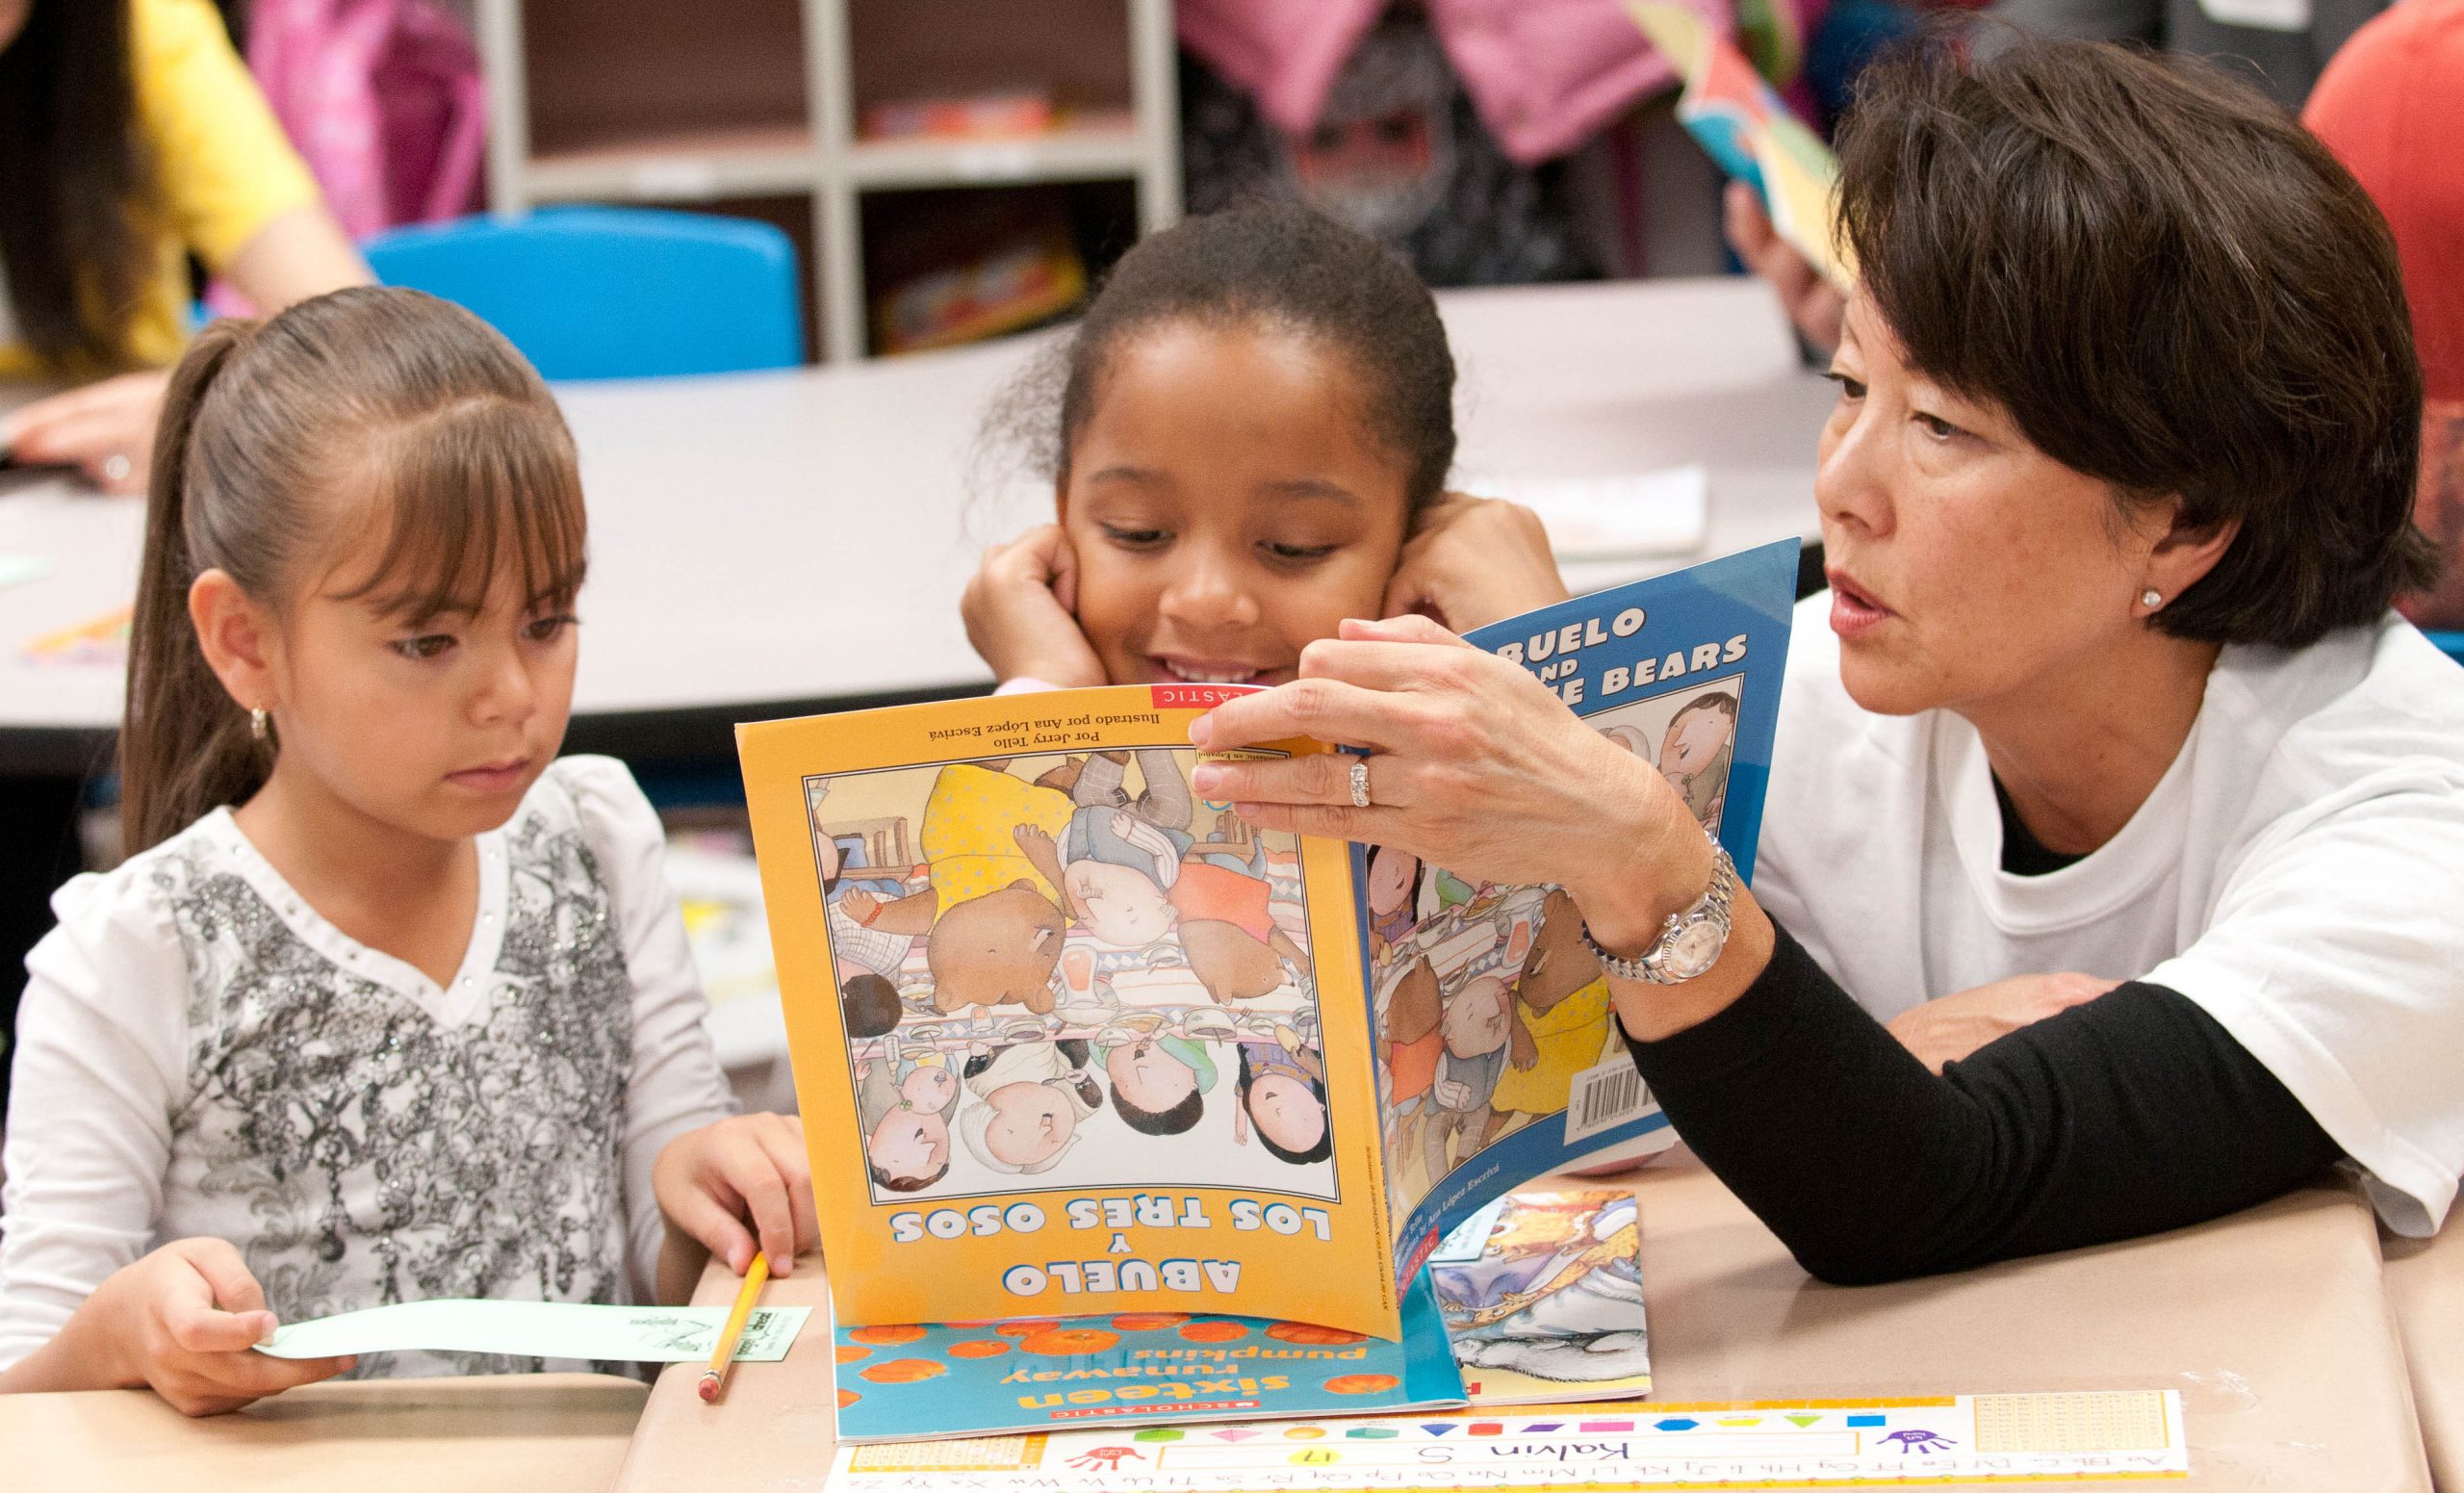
[738,683,1400,1339]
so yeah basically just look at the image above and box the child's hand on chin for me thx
[962,525,1108,688]
[654,1113,819,1294]
[90,1238,355,1416]
[1382,494,1570,633]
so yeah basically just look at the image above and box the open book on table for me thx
[736,539,1798,1439]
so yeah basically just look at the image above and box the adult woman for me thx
[1190,38,2464,1281]
[0,0,368,492]
[0,0,369,1126]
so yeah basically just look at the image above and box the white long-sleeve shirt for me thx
[0,756,736,1375]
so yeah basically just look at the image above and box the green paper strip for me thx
[255,1299,810,1363]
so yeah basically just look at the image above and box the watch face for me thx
[1661,918,1725,980]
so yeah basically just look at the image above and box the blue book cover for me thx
[1367,538,1799,1282]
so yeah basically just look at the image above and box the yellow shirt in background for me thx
[0,0,321,378]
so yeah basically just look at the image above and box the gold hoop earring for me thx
[249,707,269,740]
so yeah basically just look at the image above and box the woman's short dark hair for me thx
[1835,35,2437,647]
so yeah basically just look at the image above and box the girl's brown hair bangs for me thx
[332,395,589,621]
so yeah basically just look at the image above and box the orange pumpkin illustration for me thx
[1323,1374,1399,1395]
[1267,1322,1366,1346]
[837,1389,860,1408]
[991,1318,1063,1338]
[1019,1326,1122,1355]
[947,1339,1012,1358]
[1112,1313,1191,1330]
[1175,1321,1250,1344]
[858,1357,945,1383]
[834,1345,871,1364]
[848,1324,927,1347]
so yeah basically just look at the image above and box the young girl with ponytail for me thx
[0,286,813,1415]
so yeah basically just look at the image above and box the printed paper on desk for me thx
[21,603,130,665]
[823,1390,2190,1490]
[255,1299,811,1363]
[1430,1189,1651,1406]
[1483,468,1707,560]
[2196,0,2311,30]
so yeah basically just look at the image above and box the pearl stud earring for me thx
[2141,589,2163,609]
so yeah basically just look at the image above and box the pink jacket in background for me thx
[1178,0,1753,165]
[246,0,487,240]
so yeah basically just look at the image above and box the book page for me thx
[1373,541,1800,1281]
[740,684,1398,1340]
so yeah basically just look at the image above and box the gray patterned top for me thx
[0,758,737,1377]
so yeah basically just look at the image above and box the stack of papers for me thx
[1484,467,1709,559]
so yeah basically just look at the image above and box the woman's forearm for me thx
[222,203,372,313]
[1620,924,2343,1283]
[1586,870,1780,1043]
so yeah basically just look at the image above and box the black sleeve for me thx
[1622,924,2345,1285]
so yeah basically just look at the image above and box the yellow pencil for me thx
[698,1252,770,1403]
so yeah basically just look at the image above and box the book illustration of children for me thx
[1486,889,1613,1143]
[1014,812,1182,967]
[915,763,1077,1013]
[1424,974,1512,1185]
[1597,723,1653,759]
[858,1043,955,1195]
[1023,811,1304,1009]
[1179,919,1290,1003]
[1656,689,1737,833]
[1416,863,1482,924]
[927,880,1066,1015]
[807,779,939,983]
[840,972,906,1040]
[1067,747,1197,834]
[895,1041,962,1120]
[1233,1026,1331,1166]
[1093,1020,1219,1137]
[1435,1193,1649,1384]
[1378,955,1445,1178]
[1171,829,1315,999]
[1366,845,1421,960]
[958,1040,1104,1175]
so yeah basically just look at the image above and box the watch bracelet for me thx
[1578,832,1736,985]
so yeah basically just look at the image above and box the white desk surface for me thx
[616,1156,2429,1493]
[2384,1221,2464,1492]
[11,1373,646,1493]
[0,277,1829,764]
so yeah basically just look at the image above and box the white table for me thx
[616,1157,2430,1493]
[0,277,1830,772]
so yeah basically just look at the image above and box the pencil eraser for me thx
[698,1375,720,1403]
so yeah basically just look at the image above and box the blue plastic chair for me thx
[363,205,803,379]
[2429,631,2464,667]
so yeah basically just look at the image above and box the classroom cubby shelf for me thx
[475,0,1182,361]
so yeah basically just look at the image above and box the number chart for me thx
[826,1390,2188,1490]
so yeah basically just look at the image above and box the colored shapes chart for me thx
[827,1391,2190,1489]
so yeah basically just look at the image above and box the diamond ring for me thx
[1348,758,1372,809]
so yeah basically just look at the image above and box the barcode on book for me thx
[1563,1057,1651,1145]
